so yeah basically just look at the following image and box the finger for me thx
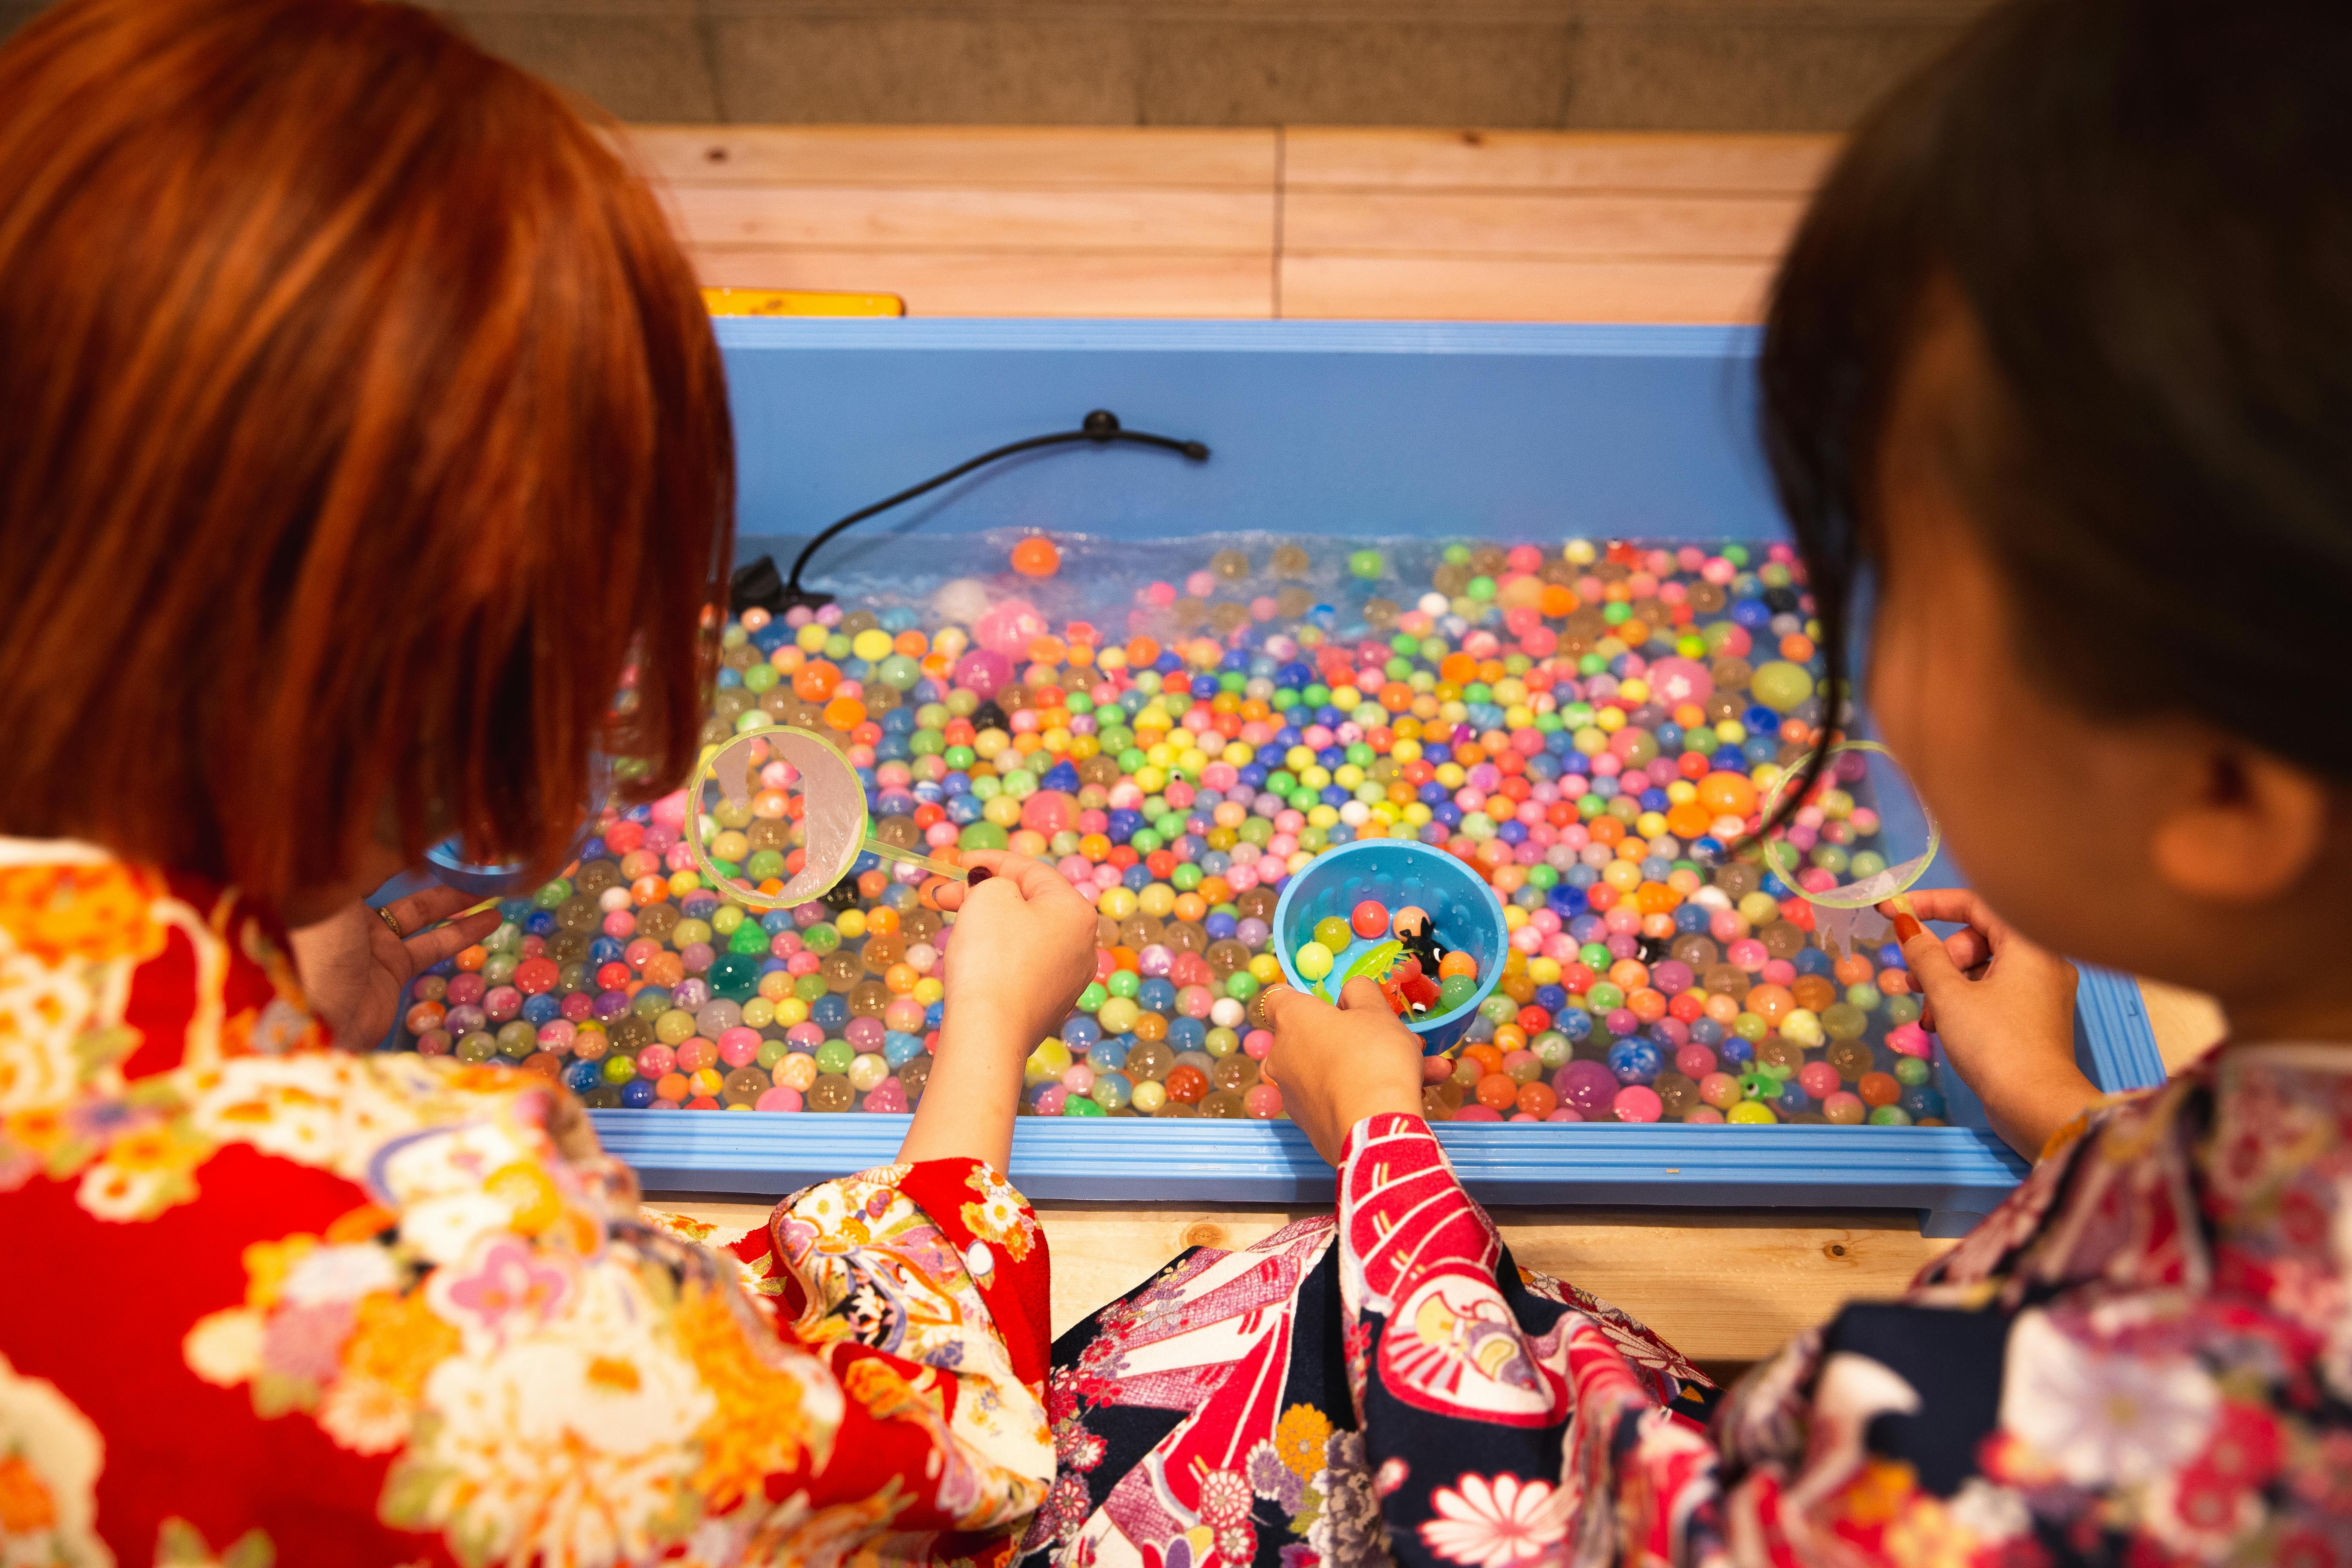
[385,884,492,935]
[931,876,968,913]
[1259,982,1334,1037]
[1336,977,1392,1014]
[958,851,1072,904]
[1942,927,1994,973]
[1891,913,1968,1006]
[1883,888,2010,939]
[403,909,500,971]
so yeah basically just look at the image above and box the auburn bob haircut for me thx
[0,0,732,906]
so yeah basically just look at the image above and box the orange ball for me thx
[1439,950,1479,980]
[1857,1071,1901,1107]
[1011,536,1061,577]
[1516,1081,1559,1118]
[793,661,841,702]
[1745,983,1795,1026]
[1476,1073,1520,1111]
[1696,771,1758,818]
[822,695,867,731]
[1664,801,1712,839]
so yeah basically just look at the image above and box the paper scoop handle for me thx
[860,836,967,883]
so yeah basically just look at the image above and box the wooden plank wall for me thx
[628,125,1835,322]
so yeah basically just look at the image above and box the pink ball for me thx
[1021,790,1076,836]
[861,1078,908,1113]
[1243,1029,1274,1061]
[1544,1106,1583,1123]
[1886,1022,1934,1058]
[717,1027,762,1067]
[1798,1060,1841,1099]
[1684,1105,1726,1124]
[974,599,1047,658]
[954,649,1015,699]
[755,1085,803,1112]
[1644,657,1714,710]
[1243,1084,1283,1119]
[1612,1084,1663,1123]
[1675,1044,1717,1079]
[1453,1104,1502,1122]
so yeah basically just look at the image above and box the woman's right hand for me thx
[897,850,1100,1172]
[1260,979,1428,1164]
[1880,889,2096,1159]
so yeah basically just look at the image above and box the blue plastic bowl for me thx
[1271,839,1509,1055]
[423,836,578,899]
[423,758,615,898]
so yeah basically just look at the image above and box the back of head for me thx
[0,0,731,904]
[1762,0,2352,781]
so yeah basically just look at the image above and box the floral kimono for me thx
[0,843,1053,1568]
[1027,1048,2352,1568]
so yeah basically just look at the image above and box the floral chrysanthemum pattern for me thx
[0,842,1053,1564]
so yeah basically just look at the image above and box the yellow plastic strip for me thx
[701,287,905,318]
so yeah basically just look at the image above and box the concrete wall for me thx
[0,0,1991,130]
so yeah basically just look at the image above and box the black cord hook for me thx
[731,408,1211,614]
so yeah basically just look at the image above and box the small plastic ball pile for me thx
[393,534,1942,1128]
[1293,901,1479,1020]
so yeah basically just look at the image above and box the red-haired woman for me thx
[0,0,1096,1559]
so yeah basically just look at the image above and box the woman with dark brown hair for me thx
[0,0,1095,1558]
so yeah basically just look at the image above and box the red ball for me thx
[1351,900,1390,940]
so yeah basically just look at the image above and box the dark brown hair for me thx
[1761,0,2352,786]
[0,0,732,903]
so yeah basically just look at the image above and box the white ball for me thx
[931,576,993,626]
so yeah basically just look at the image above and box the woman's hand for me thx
[1880,889,2095,1159]
[288,885,502,1047]
[897,851,1100,1171]
[1259,978,1428,1165]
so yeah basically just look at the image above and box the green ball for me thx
[1868,1105,1914,1125]
[707,952,762,1000]
[959,822,1010,851]
[1438,974,1478,1009]
[1348,550,1385,580]
[1750,660,1816,714]
[1062,1093,1107,1118]
[815,1038,854,1075]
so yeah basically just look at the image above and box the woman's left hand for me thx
[289,886,503,1046]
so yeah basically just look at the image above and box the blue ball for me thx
[1608,1038,1663,1084]
[619,1077,657,1108]
[1900,1086,1946,1120]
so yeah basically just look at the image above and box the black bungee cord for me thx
[730,408,1210,614]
